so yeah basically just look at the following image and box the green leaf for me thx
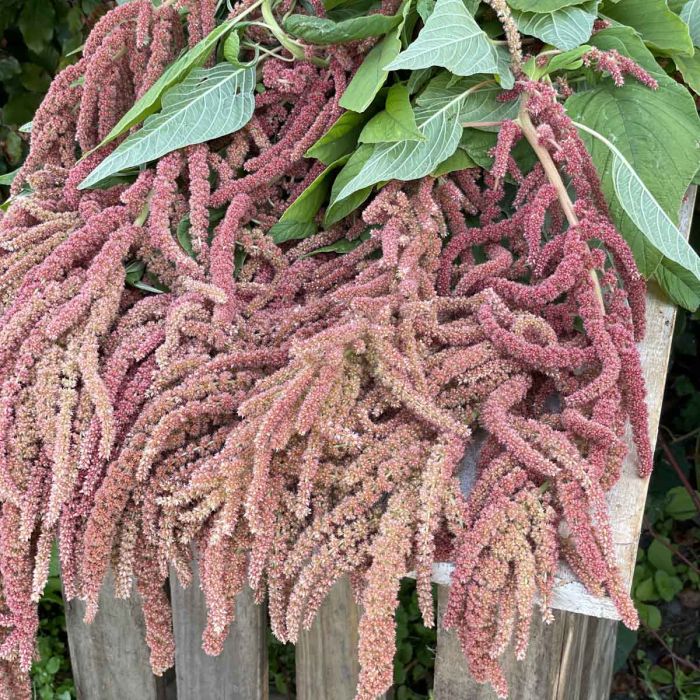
[566,27,700,309]
[269,156,349,243]
[636,602,662,629]
[635,576,659,602]
[573,119,700,309]
[647,538,676,574]
[459,128,497,168]
[0,169,19,187]
[19,0,55,53]
[649,666,674,685]
[512,2,598,51]
[284,12,401,44]
[654,570,683,601]
[306,109,377,164]
[359,84,424,142]
[125,260,146,285]
[664,485,699,520]
[93,18,242,151]
[2,92,42,126]
[20,63,51,93]
[324,145,375,224]
[80,64,256,190]
[421,71,519,130]
[46,656,61,675]
[508,0,584,9]
[680,0,700,46]
[223,31,241,64]
[305,230,371,256]
[385,0,499,76]
[673,51,700,94]
[604,0,694,55]
[0,56,21,82]
[524,45,591,79]
[19,121,32,134]
[417,0,435,21]
[325,0,380,21]
[431,147,476,176]
[340,36,400,112]
[332,76,484,204]
[339,0,411,113]
[613,624,638,672]
[495,45,516,89]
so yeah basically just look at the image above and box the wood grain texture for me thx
[434,586,617,700]
[64,571,174,700]
[296,577,368,700]
[170,564,268,700]
[430,187,697,619]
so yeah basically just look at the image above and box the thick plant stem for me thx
[517,103,605,312]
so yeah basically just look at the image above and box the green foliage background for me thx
[0,0,108,182]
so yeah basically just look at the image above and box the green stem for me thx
[261,0,327,67]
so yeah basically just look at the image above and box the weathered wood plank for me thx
[64,571,173,700]
[434,586,617,700]
[296,577,363,700]
[430,186,697,619]
[170,563,268,700]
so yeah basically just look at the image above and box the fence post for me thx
[433,586,617,700]
[63,571,174,700]
[169,563,268,700]
[295,577,364,700]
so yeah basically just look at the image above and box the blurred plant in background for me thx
[0,0,109,186]
[31,551,75,700]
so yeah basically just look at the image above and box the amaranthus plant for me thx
[0,0,699,698]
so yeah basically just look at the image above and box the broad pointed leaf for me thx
[325,145,375,225]
[604,0,694,55]
[339,0,411,112]
[565,27,700,304]
[359,84,424,143]
[421,72,518,131]
[385,0,499,76]
[512,2,598,51]
[269,156,350,243]
[575,119,700,308]
[80,64,255,189]
[680,0,700,46]
[94,19,240,151]
[332,78,511,208]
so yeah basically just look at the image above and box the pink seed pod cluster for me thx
[0,1,658,698]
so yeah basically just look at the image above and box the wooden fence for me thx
[63,189,696,700]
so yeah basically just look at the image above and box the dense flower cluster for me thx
[0,1,658,698]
